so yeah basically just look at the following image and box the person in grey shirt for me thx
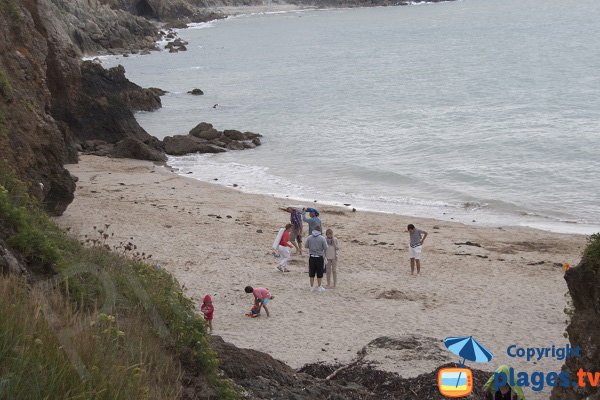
[304,228,328,291]
[407,224,428,275]
[302,208,322,235]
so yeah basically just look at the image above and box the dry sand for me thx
[57,155,586,396]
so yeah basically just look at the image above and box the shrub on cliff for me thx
[0,166,237,399]
[0,163,63,271]
[0,67,12,98]
[583,233,600,269]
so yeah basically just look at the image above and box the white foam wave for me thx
[186,21,216,30]
[81,54,114,62]
[167,154,600,235]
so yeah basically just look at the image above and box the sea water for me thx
[101,0,600,234]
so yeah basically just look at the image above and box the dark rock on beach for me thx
[163,135,226,156]
[173,38,188,46]
[161,123,264,156]
[226,141,245,151]
[190,122,213,132]
[111,138,167,162]
[242,140,257,149]
[148,87,168,96]
[70,62,166,162]
[192,128,221,141]
[223,129,246,141]
[210,336,370,400]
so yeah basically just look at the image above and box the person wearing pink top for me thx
[245,286,273,317]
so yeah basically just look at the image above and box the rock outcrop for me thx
[71,61,163,145]
[0,0,76,215]
[43,0,159,55]
[112,137,167,162]
[551,236,600,400]
[209,334,490,400]
[209,335,371,399]
[162,123,262,156]
[0,240,28,276]
[162,135,225,156]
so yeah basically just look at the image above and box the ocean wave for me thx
[166,154,600,235]
[186,21,216,30]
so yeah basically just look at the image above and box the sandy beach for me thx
[56,155,586,393]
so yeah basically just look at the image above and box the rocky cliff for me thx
[551,235,600,400]
[45,0,159,54]
[0,0,167,214]
[0,0,77,215]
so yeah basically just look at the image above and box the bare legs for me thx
[291,240,301,255]
[410,258,421,275]
[326,260,337,288]
[255,299,270,317]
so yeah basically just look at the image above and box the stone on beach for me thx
[163,135,225,156]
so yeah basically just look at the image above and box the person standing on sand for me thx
[325,228,340,288]
[277,224,294,272]
[305,228,328,292]
[407,224,428,275]
[302,208,322,236]
[282,207,303,255]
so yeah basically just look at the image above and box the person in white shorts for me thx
[277,224,293,272]
[407,224,428,275]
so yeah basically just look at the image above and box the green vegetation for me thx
[0,0,21,23]
[0,110,7,138]
[583,233,600,268]
[0,163,237,399]
[0,68,12,98]
[0,163,63,268]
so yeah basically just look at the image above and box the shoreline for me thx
[167,155,599,237]
[57,155,585,398]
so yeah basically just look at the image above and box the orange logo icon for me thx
[438,367,473,398]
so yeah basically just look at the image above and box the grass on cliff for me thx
[583,232,600,269]
[0,163,237,399]
[0,0,21,24]
[0,68,12,98]
[0,111,7,139]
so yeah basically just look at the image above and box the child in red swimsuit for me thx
[200,294,214,333]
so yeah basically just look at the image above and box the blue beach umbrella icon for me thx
[444,336,493,387]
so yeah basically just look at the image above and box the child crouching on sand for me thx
[325,228,339,288]
[200,294,214,333]
[245,286,272,318]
